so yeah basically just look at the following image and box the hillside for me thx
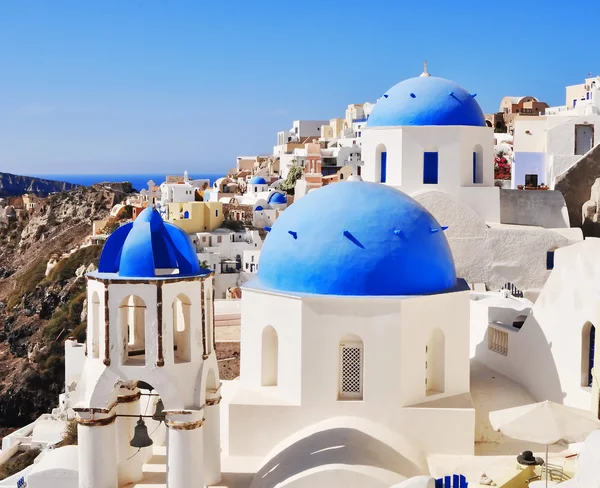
[0,172,79,198]
[0,182,133,431]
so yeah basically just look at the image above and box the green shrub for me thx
[6,258,48,309]
[0,449,40,480]
[45,246,102,283]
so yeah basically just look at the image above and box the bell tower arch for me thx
[75,207,221,488]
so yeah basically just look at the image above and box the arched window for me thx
[184,210,189,219]
[423,151,439,184]
[339,334,363,400]
[376,144,387,183]
[119,295,146,366]
[91,292,100,359]
[172,294,191,363]
[426,329,445,395]
[582,322,596,387]
[473,145,483,184]
[261,326,278,386]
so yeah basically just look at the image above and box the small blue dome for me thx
[368,76,485,127]
[249,176,267,185]
[256,181,456,296]
[98,207,202,278]
[268,192,287,205]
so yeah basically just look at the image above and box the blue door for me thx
[472,152,477,184]
[380,151,387,183]
[589,325,596,387]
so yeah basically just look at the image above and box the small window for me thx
[340,174,344,180]
[525,174,538,187]
[217,236,222,243]
[216,209,219,217]
[423,152,439,184]
[339,338,363,400]
[547,251,555,270]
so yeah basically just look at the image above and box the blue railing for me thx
[352,118,368,123]
[436,474,468,488]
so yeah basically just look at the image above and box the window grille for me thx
[339,341,363,399]
[488,327,508,356]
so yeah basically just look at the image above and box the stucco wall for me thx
[413,191,580,290]
[555,144,600,232]
[511,152,546,188]
[499,189,570,228]
[470,239,600,413]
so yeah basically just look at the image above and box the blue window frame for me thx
[380,151,387,183]
[423,152,438,184]
[546,251,554,270]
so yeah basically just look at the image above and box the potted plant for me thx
[517,185,524,190]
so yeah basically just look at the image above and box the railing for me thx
[352,117,367,123]
[436,474,468,488]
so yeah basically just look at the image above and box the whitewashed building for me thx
[512,75,600,188]
[360,70,582,291]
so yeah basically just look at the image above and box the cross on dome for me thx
[420,61,431,77]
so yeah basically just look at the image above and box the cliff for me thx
[0,182,133,429]
[0,172,80,198]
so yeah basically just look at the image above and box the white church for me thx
[4,70,600,488]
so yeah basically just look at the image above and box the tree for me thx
[280,166,304,195]
[200,260,211,270]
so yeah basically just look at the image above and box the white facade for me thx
[160,182,196,205]
[362,125,500,222]
[513,76,600,188]
[222,283,474,486]
[470,238,600,416]
[76,271,221,488]
[512,114,600,188]
[242,250,260,273]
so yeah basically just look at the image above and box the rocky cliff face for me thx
[0,172,79,198]
[0,182,132,428]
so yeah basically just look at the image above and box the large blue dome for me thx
[98,207,203,278]
[367,76,486,127]
[256,181,456,296]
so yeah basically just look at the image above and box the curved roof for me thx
[97,207,202,278]
[368,76,486,127]
[256,181,456,296]
[252,417,427,488]
[268,192,287,205]
[249,176,267,185]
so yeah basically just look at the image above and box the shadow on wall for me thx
[473,315,565,405]
[250,427,424,488]
[581,219,600,238]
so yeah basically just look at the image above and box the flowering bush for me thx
[494,155,511,180]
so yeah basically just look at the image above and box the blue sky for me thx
[0,0,595,175]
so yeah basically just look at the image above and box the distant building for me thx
[166,201,224,233]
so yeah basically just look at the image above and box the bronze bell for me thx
[152,399,165,423]
[130,417,153,448]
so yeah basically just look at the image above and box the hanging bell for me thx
[152,399,165,423]
[130,417,153,448]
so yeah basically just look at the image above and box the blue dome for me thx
[249,176,267,185]
[256,181,456,296]
[268,192,287,204]
[367,76,486,127]
[98,207,202,278]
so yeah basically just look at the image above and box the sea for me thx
[31,173,225,192]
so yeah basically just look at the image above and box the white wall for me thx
[362,125,499,222]
[470,239,600,413]
[226,285,475,464]
[413,190,580,290]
